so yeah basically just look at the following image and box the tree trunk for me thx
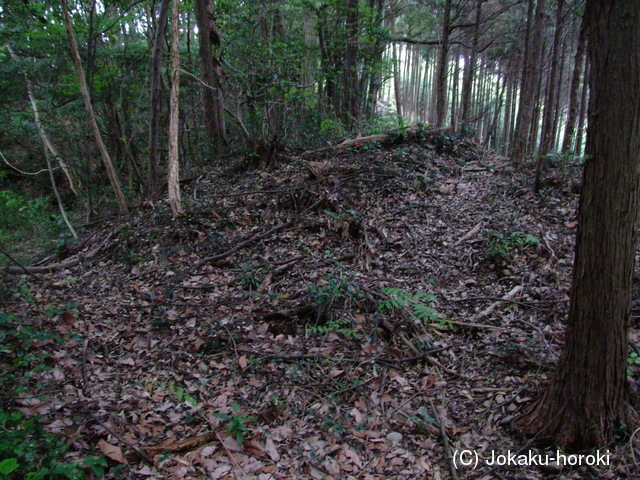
[342,0,359,129]
[511,0,545,163]
[460,0,482,129]
[392,42,403,121]
[60,0,128,213]
[516,0,640,449]
[435,0,451,128]
[574,59,589,156]
[561,19,586,154]
[168,0,184,217]
[194,0,225,150]
[147,0,170,197]
[8,45,78,239]
[536,0,564,190]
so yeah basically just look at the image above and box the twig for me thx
[448,296,566,307]
[81,337,89,392]
[474,285,522,321]
[453,222,482,246]
[5,232,113,274]
[430,399,459,480]
[0,243,43,280]
[196,195,326,268]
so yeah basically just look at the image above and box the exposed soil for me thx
[2,130,639,479]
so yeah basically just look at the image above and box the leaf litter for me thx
[2,129,639,479]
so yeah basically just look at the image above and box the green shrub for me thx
[0,190,70,264]
[0,409,107,479]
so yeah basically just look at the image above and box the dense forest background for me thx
[1,0,587,251]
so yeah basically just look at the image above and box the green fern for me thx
[379,287,447,327]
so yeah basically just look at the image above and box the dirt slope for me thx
[3,130,638,479]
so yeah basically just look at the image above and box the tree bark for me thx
[168,0,184,217]
[60,0,128,213]
[148,0,171,197]
[516,0,640,449]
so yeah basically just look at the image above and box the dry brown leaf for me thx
[264,437,280,462]
[98,439,127,464]
[238,355,248,370]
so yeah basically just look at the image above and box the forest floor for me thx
[2,129,639,479]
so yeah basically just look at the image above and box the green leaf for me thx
[0,458,19,475]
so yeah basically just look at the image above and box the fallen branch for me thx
[0,243,42,280]
[5,232,113,274]
[302,126,447,156]
[196,195,326,268]
[452,221,482,246]
[431,399,459,480]
[474,285,522,321]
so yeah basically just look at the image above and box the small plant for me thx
[213,403,255,445]
[310,272,361,313]
[627,351,640,376]
[379,287,446,326]
[308,317,358,338]
[408,406,438,435]
[167,382,198,407]
[0,409,107,479]
[485,230,540,263]
[234,263,265,291]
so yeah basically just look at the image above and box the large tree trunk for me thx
[193,0,225,151]
[516,0,640,449]
[535,0,565,190]
[167,0,184,217]
[510,0,545,163]
[147,0,171,198]
[435,0,451,128]
[60,0,128,213]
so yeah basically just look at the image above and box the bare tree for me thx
[167,0,184,217]
[148,0,171,197]
[60,0,128,213]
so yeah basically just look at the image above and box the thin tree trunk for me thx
[343,0,359,129]
[60,0,128,213]
[562,19,586,154]
[392,42,403,121]
[575,60,589,156]
[147,0,170,197]
[8,45,78,239]
[194,0,225,150]
[511,0,545,163]
[536,0,565,190]
[168,0,184,217]
[435,0,451,128]
[461,0,482,128]
[450,47,459,130]
[517,0,640,448]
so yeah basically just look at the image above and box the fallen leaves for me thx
[3,136,617,479]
